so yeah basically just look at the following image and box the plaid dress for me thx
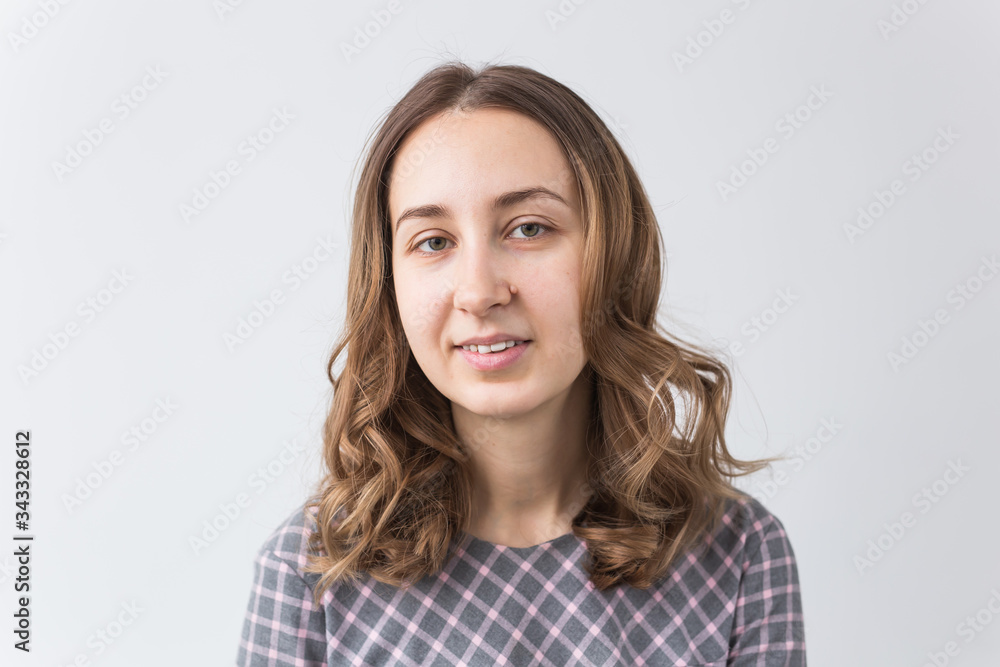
[236,495,806,666]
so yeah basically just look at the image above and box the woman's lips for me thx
[457,341,530,371]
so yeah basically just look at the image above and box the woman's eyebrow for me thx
[394,187,568,233]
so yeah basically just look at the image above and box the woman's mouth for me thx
[456,340,530,370]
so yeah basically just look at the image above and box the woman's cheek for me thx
[399,282,448,344]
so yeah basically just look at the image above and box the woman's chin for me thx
[451,395,532,421]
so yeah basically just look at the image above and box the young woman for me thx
[237,61,806,666]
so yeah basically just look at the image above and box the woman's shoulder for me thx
[703,492,798,564]
[252,499,330,577]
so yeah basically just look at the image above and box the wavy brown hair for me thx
[302,59,775,605]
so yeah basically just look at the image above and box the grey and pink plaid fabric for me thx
[237,495,806,666]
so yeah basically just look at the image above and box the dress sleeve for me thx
[236,545,328,666]
[727,506,807,666]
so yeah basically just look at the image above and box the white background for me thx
[2,1,999,665]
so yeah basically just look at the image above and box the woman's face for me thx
[388,108,588,420]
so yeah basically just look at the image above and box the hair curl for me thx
[302,59,776,606]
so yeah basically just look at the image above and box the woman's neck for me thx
[454,372,594,547]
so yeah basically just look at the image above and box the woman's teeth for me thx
[462,340,524,354]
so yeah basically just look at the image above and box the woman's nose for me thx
[451,247,512,316]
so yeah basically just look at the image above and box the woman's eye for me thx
[510,222,544,239]
[414,222,549,255]
[416,237,450,253]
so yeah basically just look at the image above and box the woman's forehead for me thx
[388,109,579,223]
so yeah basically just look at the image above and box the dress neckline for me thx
[458,529,579,554]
